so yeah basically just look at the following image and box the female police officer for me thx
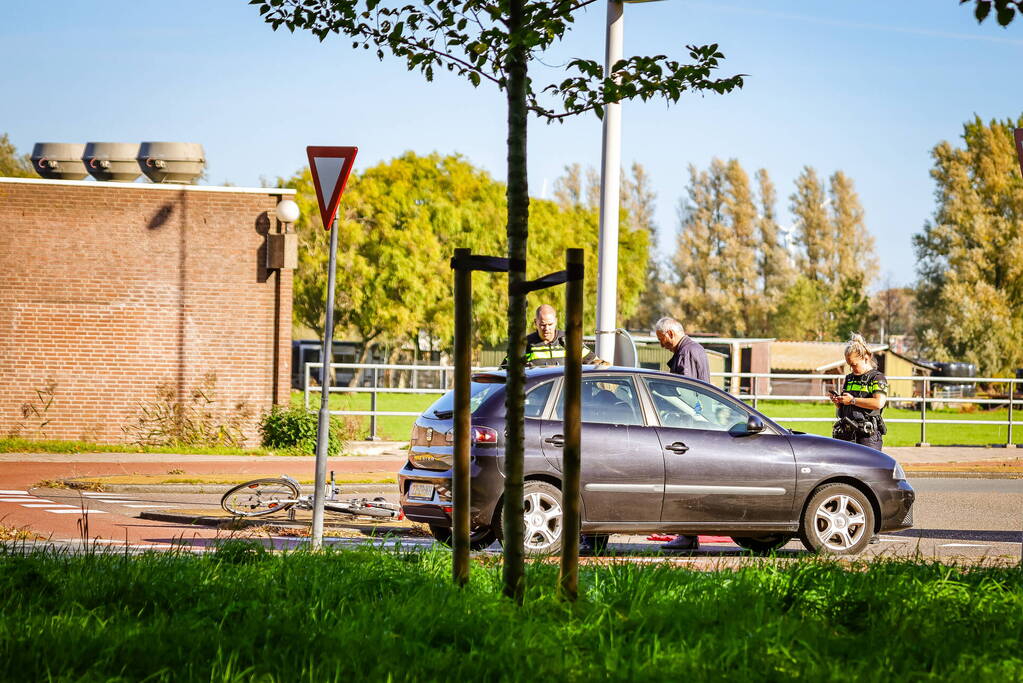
[829,333,888,451]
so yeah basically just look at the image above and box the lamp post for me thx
[595,0,661,361]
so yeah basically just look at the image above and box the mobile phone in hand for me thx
[827,390,839,397]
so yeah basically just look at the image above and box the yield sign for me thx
[306,146,358,229]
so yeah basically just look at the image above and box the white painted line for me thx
[81,492,132,497]
[0,490,28,494]
[123,504,180,508]
[48,509,108,514]
[940,543,991,548]
[21,503,73,508]
[96,499,144,503]
[0,497,43,502]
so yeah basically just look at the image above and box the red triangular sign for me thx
[306,146,358,230]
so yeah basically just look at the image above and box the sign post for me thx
[306,145,358,549]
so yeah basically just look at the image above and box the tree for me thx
[869,280,917,343]
[772,275,833,341]
[789,166,831,283]
[752,168,796,336]
[621,162,663,332]
[913,114,1023,376]
[0,134,34,178]
[254,0,742,600]
[961,0,1023,25]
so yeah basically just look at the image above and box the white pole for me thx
[595,0,624,362]
[312,214,340,549]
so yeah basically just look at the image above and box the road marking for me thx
[47,509,108,514]
[21,503,77,508]
[96,499,145,503]
[0,490,29,494]
[123,504,180,508]
[0,497,44,502]
[81,492,133,497]
[940,543,991,548]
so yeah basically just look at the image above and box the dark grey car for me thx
[398,367,915,555]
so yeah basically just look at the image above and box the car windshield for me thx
[425,382,502,418]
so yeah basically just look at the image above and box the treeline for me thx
[283,152,652,366]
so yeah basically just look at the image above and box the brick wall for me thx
[0,178,294,445]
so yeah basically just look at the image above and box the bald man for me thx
[502,304,607,368]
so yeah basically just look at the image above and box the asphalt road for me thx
[5,476,1019,563]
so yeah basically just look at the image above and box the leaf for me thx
[975,0,992,21]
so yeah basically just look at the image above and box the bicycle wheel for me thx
[221,478,301,517]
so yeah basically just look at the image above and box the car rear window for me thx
[424,382,502,418]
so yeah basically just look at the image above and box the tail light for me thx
[471,426,498,444]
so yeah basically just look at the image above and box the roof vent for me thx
[137,142,206,184]
[31,143,88,180]
[82,142,142,182]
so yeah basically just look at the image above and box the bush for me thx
[258,406,346,456]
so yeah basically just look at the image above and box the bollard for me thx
[1008,380,1015,447]
[369,367,379,441]
[917,378,929,447]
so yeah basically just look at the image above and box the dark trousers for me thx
[839,433,883,451]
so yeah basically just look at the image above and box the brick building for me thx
[0,177,296,444]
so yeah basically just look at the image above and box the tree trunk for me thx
[502,0,529,604]
[350,334,379,387]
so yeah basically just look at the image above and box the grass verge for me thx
[0,438,287,456]
[0,546,1019,681]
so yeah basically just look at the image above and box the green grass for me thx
[0,545,1020,681]
[755,400,1019,447]
[296,390,1021,447]
[0,438,281,456]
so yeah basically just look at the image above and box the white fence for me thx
[304,362,1023,445]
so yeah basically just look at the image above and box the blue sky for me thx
[3,1,1020,288]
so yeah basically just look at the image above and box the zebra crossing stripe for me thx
[21,503,76,508]
[0,497,43,502]
[0,490,28,494]
[48,509,108,514]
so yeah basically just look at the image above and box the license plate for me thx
[408,483,434,500]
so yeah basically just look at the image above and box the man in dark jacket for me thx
[655,316,709,551]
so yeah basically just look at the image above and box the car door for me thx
[641,376,796,524]
[540,375,664,522]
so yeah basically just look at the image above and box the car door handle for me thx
[665,441,689,454]
[544,434,565,447]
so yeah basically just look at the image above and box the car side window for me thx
[555,376,644,426]
[524,381,554,419]
[644,377,748,432]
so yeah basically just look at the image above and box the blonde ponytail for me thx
[844,333,876,368]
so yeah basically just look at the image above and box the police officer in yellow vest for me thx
[503,304,608,368]
[830,334,888,451]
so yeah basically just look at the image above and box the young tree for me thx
[961,0,1023,25]
[828,170,877,285]
[253,0,741,600]
[913,114,1023,375]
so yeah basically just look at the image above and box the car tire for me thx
[428,524,497,551]
[799,483,875,555]
[731,534,793,554]
[495,480,564,556]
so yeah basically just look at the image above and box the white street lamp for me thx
[275,198,300,225]
[595,0,663,362]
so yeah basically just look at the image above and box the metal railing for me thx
[304,362,1023,445]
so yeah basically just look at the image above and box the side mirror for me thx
[746,415,765,434]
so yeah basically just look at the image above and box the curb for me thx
[137,510,417,537]
[904,471,1023,479]
[66,482,396,495]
